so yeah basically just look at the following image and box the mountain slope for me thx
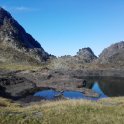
[0,7,49,65]
[97,41,124,66]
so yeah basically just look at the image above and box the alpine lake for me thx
[34,76,124,100]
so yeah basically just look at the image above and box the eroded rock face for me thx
[76,47,97,63]
[0,7,49,64]
[98,41,124,65]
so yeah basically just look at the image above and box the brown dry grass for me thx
[0,97,124,124]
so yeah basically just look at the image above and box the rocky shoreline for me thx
[0,68,124,104]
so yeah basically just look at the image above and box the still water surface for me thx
[34,77,124,100]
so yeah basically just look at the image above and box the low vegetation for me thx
[0,97,124,124]
[0,63,45,71]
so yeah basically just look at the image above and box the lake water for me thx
[91,77,124,97]
[34,77,124,100]
[34,89,100,100]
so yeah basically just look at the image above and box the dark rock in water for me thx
[98,41,124,65]
[82,80,87,87]
[54,93,66,100]
[0,7,49,64]
[81,88,100,98]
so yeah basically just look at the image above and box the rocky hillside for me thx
[49,47,97,69]
[49,41,124,70]
[0,7,49,65]
[0,7,124,69]
[97,41,124,66]
[76,47,97,63]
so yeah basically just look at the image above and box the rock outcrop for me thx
[76,47,97,63]
[50,47,97,70]
[0,75,36,99]
[49,47,97,70]
[0,7,49,64]
[97,41,124,66]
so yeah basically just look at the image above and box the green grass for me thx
[0,97,124,124]
[0,63,46,71]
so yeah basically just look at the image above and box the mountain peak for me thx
[98,41,124,65]
[0,7,12,24]
[76,47,97,61]
[0,7,9,14]
[77,47,95,56]
[0,7,49,64]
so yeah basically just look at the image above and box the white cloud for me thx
[15,6,30,11]
[1,5,39,12]
[14,6,35,12]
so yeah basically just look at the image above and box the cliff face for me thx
[0,7,49,65]
[97,41,124,65]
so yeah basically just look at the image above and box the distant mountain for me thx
[97,41,124,66]
[0,7,124,69]
[49,47,97,69]
[0,7,49,65]
[76,47,97,63]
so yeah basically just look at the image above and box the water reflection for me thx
[85,76,124,97]
[98,77,124,97]
[34,90,84,100]
[63,91,83,99]
[92,83,107,98]
[34,77,124,100]
[34,90,57,100]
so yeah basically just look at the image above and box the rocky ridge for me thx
[97,41,124,66]
[0,7,124,68]
[49,47,97,70]
[76,47,97,62]
[0,7,49,64]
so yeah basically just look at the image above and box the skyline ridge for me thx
[0,0,124,56]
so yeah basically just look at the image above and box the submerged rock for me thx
[82,88,100,98]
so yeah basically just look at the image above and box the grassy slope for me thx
[0,63,40,71]
[0,97,124,124]
[0,62,50,71]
